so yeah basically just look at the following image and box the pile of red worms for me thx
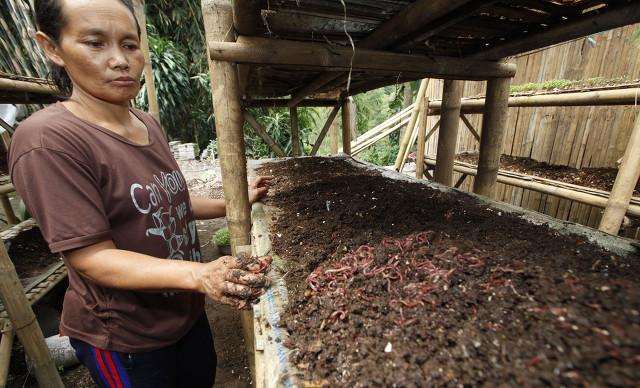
[305,231,511,329]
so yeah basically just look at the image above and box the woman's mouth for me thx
[110,77,136,87]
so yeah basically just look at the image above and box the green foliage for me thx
[244,107,320,159]
[213,227,230,246]
[510,76,629,93]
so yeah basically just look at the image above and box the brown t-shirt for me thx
[9,102,204,353]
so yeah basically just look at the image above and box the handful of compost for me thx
[229,253,272,310]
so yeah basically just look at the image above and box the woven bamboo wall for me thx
[423,24,640,236]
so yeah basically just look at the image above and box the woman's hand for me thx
[195,255,272,309]
[248,176,273,204]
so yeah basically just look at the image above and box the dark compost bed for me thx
[257,157,640,387]
[7,227,61,283]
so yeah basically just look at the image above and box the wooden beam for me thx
[415,87,429,179]
[395,79,429,171]
[208,36,518,80]
[471,1,640,60]
[434,80,464,186]
[0,195,18,225]
[287,0,476,106]
[397,0,498,51]
[341,97,354,155]
[473,77,512,198]
[0,244,63,387]
[132,0,161,125]
[460,114,480,142]
[423,168,434,180]
[243,111,286,157]
[599,111,640,235]
[290,107,300,156]
[454,174,468,188]
[244,98,339,108]
[311,105,340,156]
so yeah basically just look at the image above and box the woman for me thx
[9,0,271,386]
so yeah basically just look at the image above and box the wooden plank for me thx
[311,105,341,156]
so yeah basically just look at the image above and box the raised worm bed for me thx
[250,156,639,388]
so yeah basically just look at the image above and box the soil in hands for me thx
[457,153,640,195]
[258,157,640,387]
[8,227,61,283]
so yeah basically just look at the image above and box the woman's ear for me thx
[35,31,65,68]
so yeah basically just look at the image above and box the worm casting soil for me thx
[258,157,639,387]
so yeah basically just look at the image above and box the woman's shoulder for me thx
[10,103,92,164]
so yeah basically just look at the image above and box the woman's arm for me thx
[65,240,270,307]
[190,176,273,220]
[191,197,226,220]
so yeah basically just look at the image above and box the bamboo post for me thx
[132,0,161,125]
[473,77,511,198]
[202,0,251,249]
[395,79,429,170]
[0,246,63,387]
[0,195,18,225]
[0,329,14,388]
[434,80,464,186]
[203,0,255,380]
[341,97,354,155]
[415,86,429,179]
[243,111,286,157]
[599,111,640,234]
[290,107,300,156]
[311,105,340,156]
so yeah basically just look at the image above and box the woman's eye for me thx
[124,43,139,50]
[84,41,103,48]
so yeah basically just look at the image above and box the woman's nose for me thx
[108,48,130,70]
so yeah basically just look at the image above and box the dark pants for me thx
[70,314,216,388]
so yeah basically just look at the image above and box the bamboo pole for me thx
[244,99,338,108]
[352,117,411,155]
[203,0,251,250]
[428,87,640,114]
[203,0,255,380]
[290,107,300,156]
[132,0,161,125]
[424,157,640,218]
[330,118,339,154]
[415,86,430,179]
[0,245,63,387]
[395,79,429,170]
[599,111,640,234]
[473,77,512,198]
[0,78,57,95]
[341,98,354,155]
[434,80,464,186]
[0,195,18,225]
[208,37,518,80]
[311,105,340,156]
[243,111,286,157]
[351,105,413,146]
[0,329,14,388]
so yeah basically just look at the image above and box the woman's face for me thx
[54,0,145,104]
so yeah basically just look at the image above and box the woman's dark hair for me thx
[34,0,141,95]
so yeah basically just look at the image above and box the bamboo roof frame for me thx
[226,0,640,104]
[0,73,61,105]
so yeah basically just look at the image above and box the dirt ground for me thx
[456,153,640,195]
[258,157,640,387]
[4,160,252,388]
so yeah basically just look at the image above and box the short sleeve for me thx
[11,148,112,253]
